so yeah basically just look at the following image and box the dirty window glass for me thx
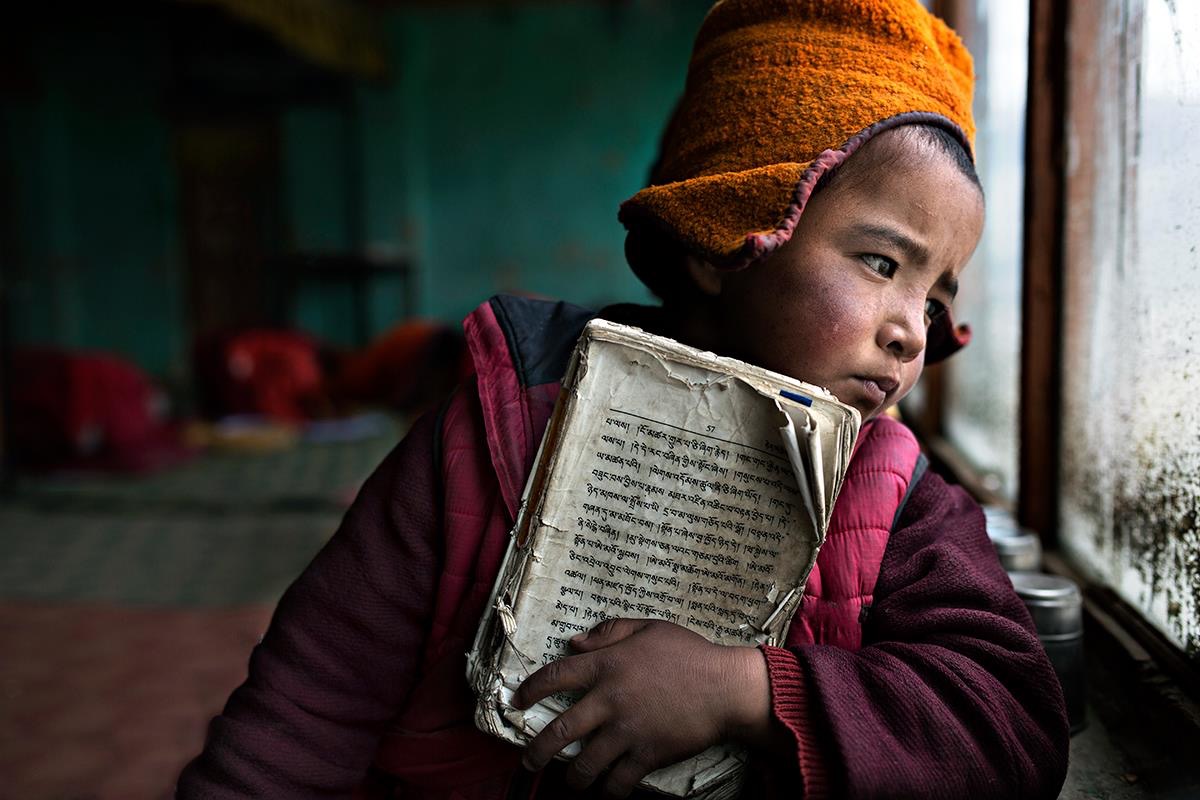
[1059,0,1200,656]
[904,0,1027,500]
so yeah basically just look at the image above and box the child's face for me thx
[706,129,985,421]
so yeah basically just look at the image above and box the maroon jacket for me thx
[178,296,1068,799]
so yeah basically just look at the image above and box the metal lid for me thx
[1008,572,1083,637]
[983,506,1042,572]
[991,531,1042,572]
[982,505,1018,528]
[983,507,1028,540]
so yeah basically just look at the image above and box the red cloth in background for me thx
[194,323,472,422]
[11,348,187,472]
[329,321,470,415]
[195,330,324,423]
[10,324,468,469]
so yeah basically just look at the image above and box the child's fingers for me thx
[511,653,597,710]
[569,617,652,652]
[521,696,606,772]
[603,751,658,799]
[563,727,628,791]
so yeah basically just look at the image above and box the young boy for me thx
[178,1,1069,798]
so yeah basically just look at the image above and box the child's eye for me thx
[925,298,948,322]
[860,253,897,278]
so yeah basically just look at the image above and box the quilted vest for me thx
[371,296,923,799]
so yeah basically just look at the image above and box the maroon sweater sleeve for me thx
[177,411,442,798]
[761,469,1070,800]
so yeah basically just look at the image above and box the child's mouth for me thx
[858,377,899,408]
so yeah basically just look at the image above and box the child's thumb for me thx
[570,617,650,651]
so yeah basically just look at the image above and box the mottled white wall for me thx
[1060,0,1200,655]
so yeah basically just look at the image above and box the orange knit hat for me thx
[618,0,977,361]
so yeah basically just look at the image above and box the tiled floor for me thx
[0,423,401,800]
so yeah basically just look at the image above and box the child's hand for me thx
[512,618,770,797]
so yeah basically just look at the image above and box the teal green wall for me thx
[281,107,358,346]
[4,17,185,384]
[4,1,707,378]
[360,3,705,322]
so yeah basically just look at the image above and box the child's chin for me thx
[882,404,905,421]
[863,403,901,423]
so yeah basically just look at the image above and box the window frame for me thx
[921,0,1200,698]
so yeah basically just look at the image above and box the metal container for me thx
[983,506,1043,572]
[1008,572,1086,733]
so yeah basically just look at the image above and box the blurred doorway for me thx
[176,118,284,343]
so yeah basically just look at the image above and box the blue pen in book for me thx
[779,389,813,406]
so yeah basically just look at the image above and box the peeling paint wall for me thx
[1060,0,1200,657]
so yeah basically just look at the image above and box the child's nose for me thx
[879,309,927,362]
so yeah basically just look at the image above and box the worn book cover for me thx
[466,320,860,798]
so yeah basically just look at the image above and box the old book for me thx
[466,319,860,798]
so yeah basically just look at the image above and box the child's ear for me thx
[684,255,725,297]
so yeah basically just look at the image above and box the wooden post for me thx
[1018,0,1069,545]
